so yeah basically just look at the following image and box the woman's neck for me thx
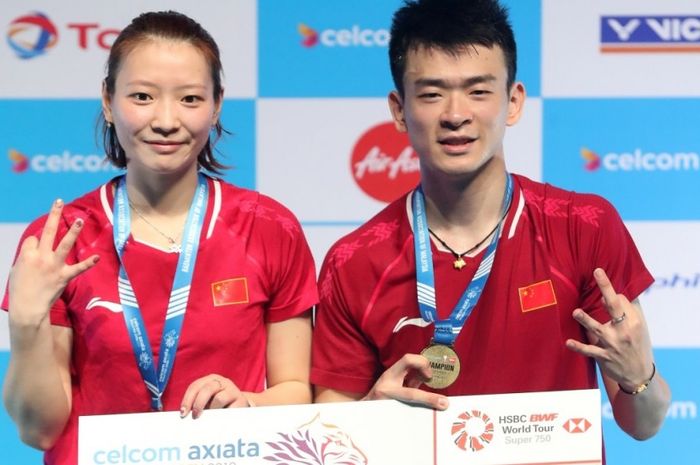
[125,167,200,215]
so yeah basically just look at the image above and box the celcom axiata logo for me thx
[298,24,319,47]
[581,147,699,172]
[264,414,368,464]
[580,148,601,171]
[9,149,29,172]
[7,12,58,59]
[298,23,389,48]
[351,122,420,203]
[8,148,117,173]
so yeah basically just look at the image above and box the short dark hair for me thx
[100,10,228,174]
[389,0,517,96]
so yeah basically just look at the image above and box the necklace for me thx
[128,200,182,253]
[428,209,509,270]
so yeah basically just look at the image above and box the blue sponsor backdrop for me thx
[259,0,401,97]
[601,349,699,464]
[1,0,698,463]
[0,99,255,221]
[504,0,541,97]
[259,0,540,97]
[0,100,121,220]
[543,98,700,220]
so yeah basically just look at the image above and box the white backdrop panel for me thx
[542,0,700,97]
[627,221,700,348]
[1,0,256,98]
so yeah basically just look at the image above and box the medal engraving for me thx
[421,344,460,389]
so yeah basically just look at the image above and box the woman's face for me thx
[102,38,221,179]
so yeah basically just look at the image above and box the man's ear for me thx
[506,81,526,127]
[388,90,407,133]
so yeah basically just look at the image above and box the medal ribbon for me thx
[412,173,513,346]
[113,173,208,410]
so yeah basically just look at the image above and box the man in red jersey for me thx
[311,0,670,443]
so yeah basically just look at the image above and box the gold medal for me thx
[420,344,460,389]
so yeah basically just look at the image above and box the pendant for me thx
[453,257,466,270]
[421,344,461,389]
[168,242,182,254]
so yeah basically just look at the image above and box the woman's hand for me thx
[9,199,99,326]
[179,374,251,419]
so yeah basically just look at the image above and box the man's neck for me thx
[420,159,508,253]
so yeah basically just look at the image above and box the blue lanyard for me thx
[113,173,208,410]
[412,173,513,345]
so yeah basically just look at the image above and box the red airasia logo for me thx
[350,122,420,203]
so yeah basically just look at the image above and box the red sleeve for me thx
[255,196,318,323]
[311,246,380,394]
[575,194,654,323]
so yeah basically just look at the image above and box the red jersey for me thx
[311,174,653,396]
[3,175,318,465]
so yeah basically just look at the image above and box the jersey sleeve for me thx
[254,196,318,323]
[1,213,75,327]
[311,246,381,394]
[574,194,653,323]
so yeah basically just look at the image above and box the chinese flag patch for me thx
[518,279,556,312]
[211,278,249,306]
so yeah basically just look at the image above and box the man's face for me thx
[389,44,524,181]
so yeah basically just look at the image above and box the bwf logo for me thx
[601,15,700,52]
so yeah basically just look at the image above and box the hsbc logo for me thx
[601,15,700,52]
[562,418,592,434]
[350,122,420,203]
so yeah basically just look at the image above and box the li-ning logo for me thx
[351,122,420,203]
[451,410,494,452]
[298,23,389,48]
[601,15,700,52]
[264,414,367,464]
[581,147,700,172]
[7,12,59,59]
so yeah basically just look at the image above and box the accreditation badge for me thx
[421,344,461,389]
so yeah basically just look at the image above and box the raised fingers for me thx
[53,218,84,260]
[38,199,64,253]
[54,218,100,278]
[571,309,604,337]
[565,335,607,360]
[593,268,621,311]
[64,254,100,281]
